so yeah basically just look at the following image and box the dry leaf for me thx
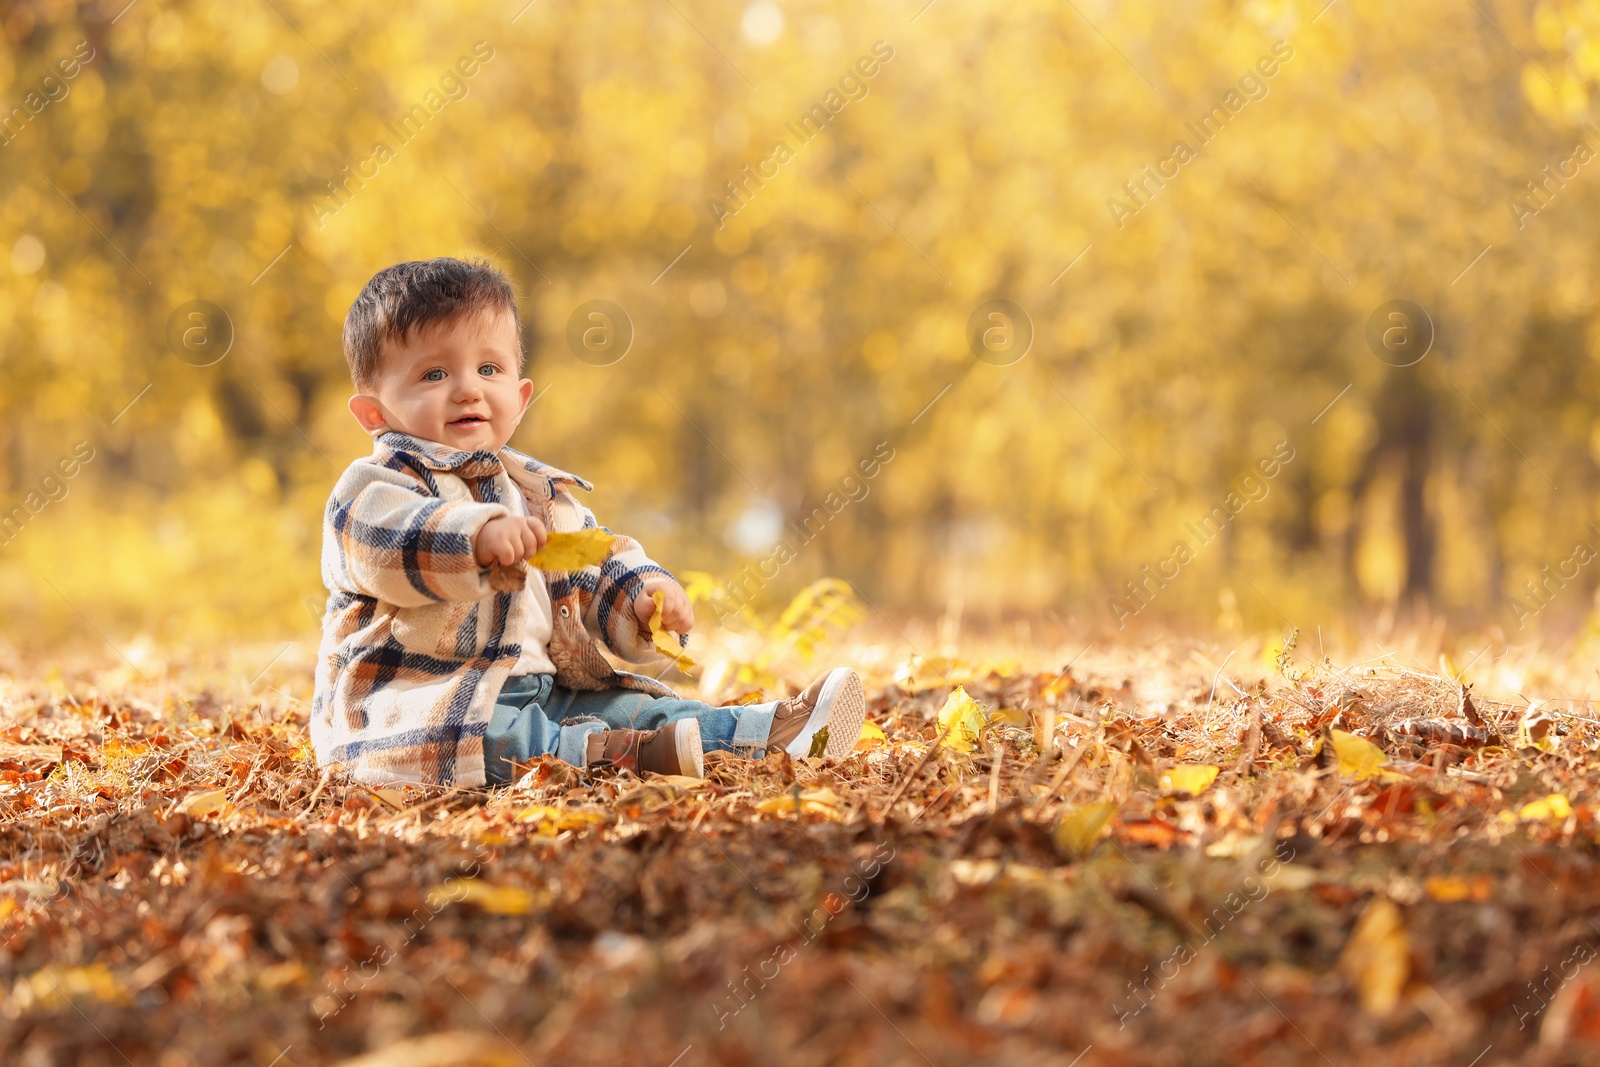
[1160,764,1219,797]
[516,805,607,835]
[754,786,845,820]
[1518,702,1559,752]
[854,720,888,752]
[1340,897,1410,1016]
[11,964,131,1010]
[1040,671,1075,701]
[1519,793,1572,821]
[371,788,405,809]
[937,686,987,753]
[175,788,230,818]
[332,1031,524,1067]
[648,588,695,673]
[1423,875,1492,902]
[1330,729,1397,781]
[1055,800,1118,857]
[434,880,539,916]
[526,528,615,571]
[1118,819,1180,848]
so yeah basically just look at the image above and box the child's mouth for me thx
[450,416,487,427]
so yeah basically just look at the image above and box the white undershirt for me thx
[508,491,558,676]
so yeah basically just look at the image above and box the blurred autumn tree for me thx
[1,0,1600,647]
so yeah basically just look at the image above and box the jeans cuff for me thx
[556,720,609,767]
[731,702,779,754]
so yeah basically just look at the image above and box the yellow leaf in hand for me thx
[936,685,987,753]
[526,528,615,571]
[648,588,695,673]
[1161,764,1220,797]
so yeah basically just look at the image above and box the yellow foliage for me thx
[516,805,607,835]
[1340,898,1410,1017]
[755,787,845,820]
[526,530,614,572]
[1160,764,1220,797]
[854,720,888,751]
[936,686,988,753]
[431,880,540,916]
[647,588,695,674]
[0,0,1596,643]
[1329,730,1396,782]
[1054,801,1118,858]
[1519,793,1573,821]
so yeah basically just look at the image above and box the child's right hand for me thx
[474,515,548,567]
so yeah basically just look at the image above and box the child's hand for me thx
[474,515,548,567]
[634,581,694,633]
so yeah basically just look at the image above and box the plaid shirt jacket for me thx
[311,431,679,786]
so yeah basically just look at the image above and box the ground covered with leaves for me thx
[4,634,1600,1066]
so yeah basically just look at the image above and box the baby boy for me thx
[310,258,866,786]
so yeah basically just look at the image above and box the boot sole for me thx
[780,668,868,760]
[674,719,706,778]
[821,669,867,759]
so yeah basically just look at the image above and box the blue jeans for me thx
[483,673,779,785]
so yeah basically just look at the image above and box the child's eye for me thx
[423,369,446,382]
[478,364,498,377]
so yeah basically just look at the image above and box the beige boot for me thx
[583,720,705,778]
[766,668,867,759]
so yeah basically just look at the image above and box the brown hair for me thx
[342,257,521,387]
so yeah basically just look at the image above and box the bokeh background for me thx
[4,0,1600,650]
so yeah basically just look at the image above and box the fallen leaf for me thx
[12,964,131,1010]
[1330,729,1395,781]
[516,805,607,835]
[434,880,539,915]
[331,1031,524,1067]
[755,786,845,820]
[1161,763,1220,797]
[937,686,988,753]
[1118,819,1180,847]
[647,588,695,673]
[1264,864,1321,891]
[1340,897,1410,1016]
[175,788,230,818]
[1519,793,1572,821]
[1542,976,1600,1049]
[526,528,615,571]
[1518,702,1559,752]
[1424,874,1492,902]
[1055,800,1118,857]
[854,720,888,752]
[1040,671,1076,701]
[371,788,405,809]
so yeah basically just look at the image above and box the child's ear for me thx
[347,394,390,435]
[513,378,535,421]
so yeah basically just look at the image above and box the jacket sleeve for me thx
[551,488,680,663]
[324,462,509,607]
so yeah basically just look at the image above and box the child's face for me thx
[347,309,533,452]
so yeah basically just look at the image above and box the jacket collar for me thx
[375,431,592,492]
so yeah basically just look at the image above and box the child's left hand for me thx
[634,581,694,633]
